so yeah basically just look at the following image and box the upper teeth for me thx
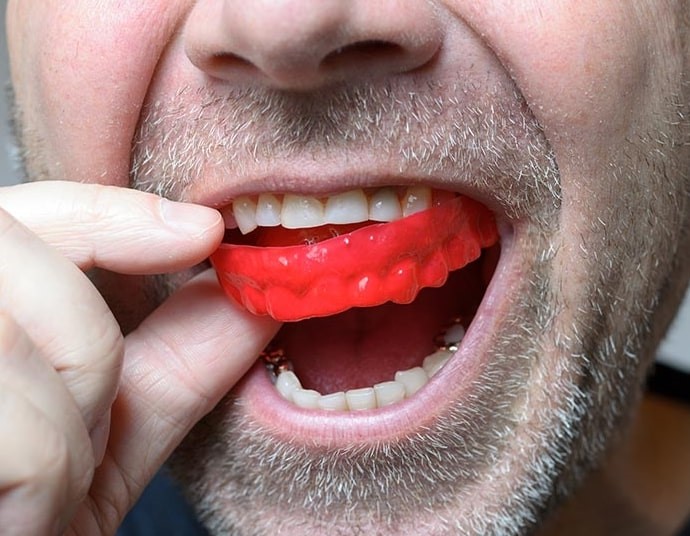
[227,186,433,235]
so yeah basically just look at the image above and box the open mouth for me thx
[210,185,503,429]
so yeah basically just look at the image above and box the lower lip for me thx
[233,224,517,448]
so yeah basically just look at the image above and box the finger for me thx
[0,181,223,274]
[0,208,123,429]
[89,409,112,468]
[0,313,94,481]
[0,313,94,526]
[0,389,70,536]
[91,271,279,521]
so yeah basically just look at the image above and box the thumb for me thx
[85,269,279,527]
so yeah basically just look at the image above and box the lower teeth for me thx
[263,319,465,411]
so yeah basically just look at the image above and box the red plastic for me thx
[211,196,498,321]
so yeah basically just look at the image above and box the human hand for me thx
[0,181,279,535]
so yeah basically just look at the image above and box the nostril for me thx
[205,41,411,86]
[207,52,254,73]
[185,1,443,88]
[322,40,405,69]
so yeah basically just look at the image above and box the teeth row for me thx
[229,186,433,235]
[275,349,453,411]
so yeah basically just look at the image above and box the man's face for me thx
[7,1,690,533]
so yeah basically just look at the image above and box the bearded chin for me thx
[126,79,688,535]
[163,227,644,536]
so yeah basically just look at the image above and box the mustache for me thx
[130,80,561,220]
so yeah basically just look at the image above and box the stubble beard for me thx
[123,76,687,535]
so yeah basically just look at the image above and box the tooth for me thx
[232,196,258,234]
[443,324,466,346]
[423,349,452,377]
[394,367,428,397]
[220,205,239,230]
[324,189,369,224]
[274,341,459,411]
[369,187,403,222]
[281,194,325,229]
[292,388,321,409]
[402,186,432,217]
[345,387,377,410]
[255,193,282,227]
[317,391,348,411]
[374,381,406,407]
[275,371,301,400]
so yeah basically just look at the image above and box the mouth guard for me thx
[211,195,498,321]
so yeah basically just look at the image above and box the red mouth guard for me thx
[211,195,498,321]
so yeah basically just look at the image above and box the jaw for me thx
[121,74,635,534]
[168,216,581,535]
[156,137,575,535]
[118,106,688,535]
[126,143,685,533]
[122,22,689,531]
[168,163,680,532]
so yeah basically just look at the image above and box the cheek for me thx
[449,0,673,246]
[451,1,687,324]
[458,1,650,152]
[7,0,191,184]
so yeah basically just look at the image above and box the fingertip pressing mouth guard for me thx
[211,196,498,322]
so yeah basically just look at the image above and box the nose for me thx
[184,0,443,90]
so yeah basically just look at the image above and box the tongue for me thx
[276,260,486,394]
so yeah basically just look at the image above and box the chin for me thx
[165,191,676,535]
[118,77,687,535]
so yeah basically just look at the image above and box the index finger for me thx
[0,181,223,274]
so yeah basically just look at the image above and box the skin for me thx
[3,1,690,534]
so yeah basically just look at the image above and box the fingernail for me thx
[89,411,111,468]
[160,199,221,236]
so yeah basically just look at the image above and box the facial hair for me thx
[125,75,687,535]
